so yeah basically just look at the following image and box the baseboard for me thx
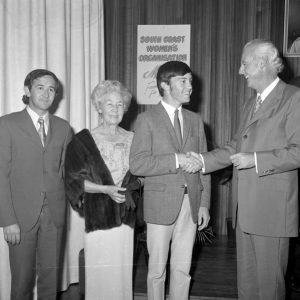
[134,292,237,300]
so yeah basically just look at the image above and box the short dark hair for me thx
[156,61,192,96]
[22,69,60,104]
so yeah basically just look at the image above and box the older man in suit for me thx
[0,69,72,300]
[191,39,300,300]
[130,61,210,300]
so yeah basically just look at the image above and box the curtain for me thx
[104,0,300,234]
[0,0,105,298]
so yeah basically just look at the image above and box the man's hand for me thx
[177,152,203,173]
[198,207,210,231]
[230,152,255,170]
[3,224,21,245]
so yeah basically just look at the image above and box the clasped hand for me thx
[104,185,126,203]
[230,152,255,170]
[178,151,203,173]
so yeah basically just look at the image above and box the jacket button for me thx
[243,135,247,139]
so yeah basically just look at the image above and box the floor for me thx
[58,234,300,300]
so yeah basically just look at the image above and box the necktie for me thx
[252,95,263,117]
[174,109,182,145]
[38,117,46,147]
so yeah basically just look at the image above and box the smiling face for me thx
[162,73,192,107]
[24,75,56,116]
[239,46,264,92]
[98,92,125,126]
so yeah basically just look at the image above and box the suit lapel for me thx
[45,114,53,148]
[244,80,286,132]
[21,109,44,148]
[181,108,191,149]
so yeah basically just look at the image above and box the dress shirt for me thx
[26,106,49,135]
[161,100,183,168]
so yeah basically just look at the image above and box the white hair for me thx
[244,39,284,74]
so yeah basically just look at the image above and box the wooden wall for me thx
[103,0,300,234]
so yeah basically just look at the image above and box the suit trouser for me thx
[9,203,63,300]
[147,195,196,300]
[236,220,289,300]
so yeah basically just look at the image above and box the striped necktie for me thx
[38,117,46,147]
[252,95,263,118]
[254,95,263,113]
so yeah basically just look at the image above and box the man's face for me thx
[239,47,263,91]
[166,73,192,107]
[24,75,56,115]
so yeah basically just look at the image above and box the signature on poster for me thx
[143,64,160,99]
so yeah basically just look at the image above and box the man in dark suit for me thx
[130,61,210,300]
[0,69,72,300]
[192,39,300,300]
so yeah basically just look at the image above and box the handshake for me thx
[177,151,203,174]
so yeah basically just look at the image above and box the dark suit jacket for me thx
[130,102,210,225]
[202,80,300,237]
[0,109,72,231]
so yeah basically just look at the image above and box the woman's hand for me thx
[104,185,126,203]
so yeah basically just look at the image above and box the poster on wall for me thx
[137,25,190,105]
[283,0,300,57]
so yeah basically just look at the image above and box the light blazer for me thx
[0,109,72,231]
[202,80,300,237]
[129,102,210,225]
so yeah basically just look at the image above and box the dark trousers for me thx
[288,236,300,283]
[9,204,63,300]
[236,220,289,300]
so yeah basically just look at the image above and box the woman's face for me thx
[98,91,125,126]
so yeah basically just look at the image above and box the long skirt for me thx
[84,224,134,300]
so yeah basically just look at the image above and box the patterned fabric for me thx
[38,117,46,146]
[252,95,263,116]
[91,129,133,187]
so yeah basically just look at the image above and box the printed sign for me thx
[137,25,191,104]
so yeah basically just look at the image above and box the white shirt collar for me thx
[258,77,280,101]
[26,106,49,133]
[161,100,182,117]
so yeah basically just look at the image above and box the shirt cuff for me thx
[199,153,205,172]
[254,152,258,173]
[175,153,179,169]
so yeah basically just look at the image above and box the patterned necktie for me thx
[252,95,263,117]
[174,109,182,145]
[38,117,46,147]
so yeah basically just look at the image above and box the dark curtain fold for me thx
[103,0,300,234]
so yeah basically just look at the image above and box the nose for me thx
[111,105,118,112]
[43,89,50,98]
[239,65,244,75]
[186,81,192,89]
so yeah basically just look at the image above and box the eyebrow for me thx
[35,83,56,89]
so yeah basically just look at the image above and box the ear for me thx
[259,57,267,70]
[24,86,31,97]
[96,103,102,114]
[161,82,170,93]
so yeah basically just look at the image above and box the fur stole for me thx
[65,129,140,232]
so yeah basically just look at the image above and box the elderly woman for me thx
[65,80,141,300]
